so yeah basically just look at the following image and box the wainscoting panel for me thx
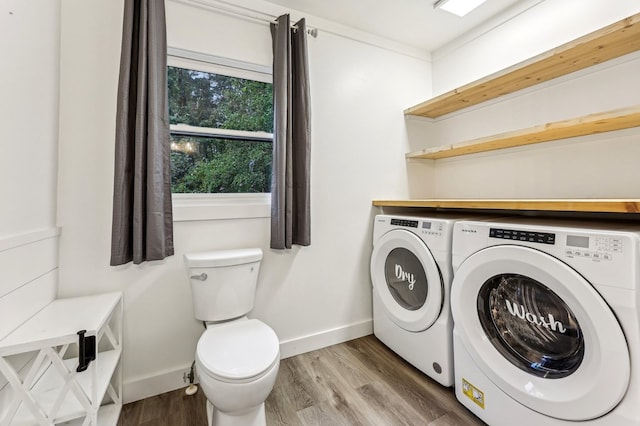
[0,228,60,341]
[0,228,60,409]
[0,233,58,298]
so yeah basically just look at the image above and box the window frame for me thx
[167,48,273,222]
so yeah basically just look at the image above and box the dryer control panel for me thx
[390,218,419,228]
[389,218,445,237]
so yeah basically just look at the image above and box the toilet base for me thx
[207,400,267,426]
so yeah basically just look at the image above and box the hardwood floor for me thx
[117,386,207,426]
[118,335,485,426]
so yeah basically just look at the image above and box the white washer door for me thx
[371,229,443,332]
[451,245,630,421]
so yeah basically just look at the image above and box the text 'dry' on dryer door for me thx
[371,229,443,332]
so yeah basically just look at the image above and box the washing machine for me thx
[450,218,640,425]
[371,213,482,386]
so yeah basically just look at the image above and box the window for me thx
[167,53,273,195]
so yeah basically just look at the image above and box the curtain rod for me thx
[170,0,318,37]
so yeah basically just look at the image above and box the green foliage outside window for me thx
[168,66,273,193]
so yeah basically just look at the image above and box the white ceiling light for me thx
[434,0,487,16]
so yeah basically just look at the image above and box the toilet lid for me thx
[197,319,280,381]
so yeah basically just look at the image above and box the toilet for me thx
[184,248,280,426]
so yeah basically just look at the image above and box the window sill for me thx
[172,194,271,222]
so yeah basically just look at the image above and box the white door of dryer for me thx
[451,245,630,421]
[371,229,443,332]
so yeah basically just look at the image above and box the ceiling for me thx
[263,0,525,51]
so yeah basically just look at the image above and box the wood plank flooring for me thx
[118,335,485,426]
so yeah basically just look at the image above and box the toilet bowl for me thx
[184,249,280,426]
[196,318,279,426]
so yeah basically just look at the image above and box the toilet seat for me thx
[197,319,279,383]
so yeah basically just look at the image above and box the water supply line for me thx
[184,360,198,395]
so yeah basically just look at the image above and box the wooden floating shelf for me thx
[372,199,640,214]
[406,106,640,160]
[405,13,640,118]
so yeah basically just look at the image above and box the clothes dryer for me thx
[450,218,640,425]
[371,214,481,386]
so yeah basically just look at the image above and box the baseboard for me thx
[122,319,373,404]
[279,319,373,359]
[123,364,194,404]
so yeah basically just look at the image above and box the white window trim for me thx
[170,124,273,141]
[168,47,272,83]
[172,193,271,222]
[167,47,273,221]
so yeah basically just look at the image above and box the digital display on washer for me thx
[567,235,589,248]
[390,218,418,228]
[489,228,556,244]
[422,222,432,229]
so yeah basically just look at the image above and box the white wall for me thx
[0,0,60,237]
[407,0,640,200]
[431,0,640,95]
[0,0,61,407]
[0,0,60,336]
[57,0,431,402]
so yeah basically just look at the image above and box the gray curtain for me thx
[270,14,311,249]
[110,0,174,265]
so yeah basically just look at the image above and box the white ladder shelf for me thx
[0,292,123,425]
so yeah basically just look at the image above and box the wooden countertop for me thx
[372,199,640,214]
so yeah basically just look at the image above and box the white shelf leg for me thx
[0,352,50,425]
[43,347,92,418]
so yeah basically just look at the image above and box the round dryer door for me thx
[371,229,443,332]
[451,245,630,421]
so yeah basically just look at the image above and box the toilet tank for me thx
[184,248,263,322]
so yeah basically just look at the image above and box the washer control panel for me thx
[489,228,556,245]
[487,227,624,262]
[564,235,622,260]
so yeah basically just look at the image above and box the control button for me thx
[583,252,592,258]
[573,251,582,257]
[603,254,612,261]
[565,249,573,256]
